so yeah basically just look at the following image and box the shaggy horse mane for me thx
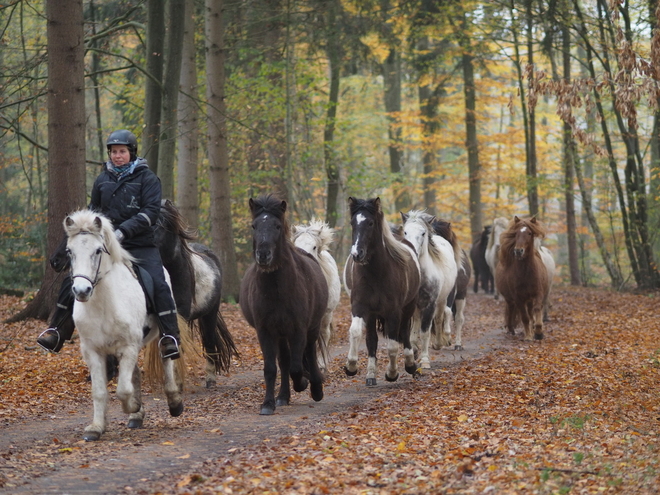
[430,216,461,268]
[291,218,334,252]
[350,197,410,266]
[403,210,447,266]
[64,209,134,267]
[499,216,546,264]
[487,217,509,250]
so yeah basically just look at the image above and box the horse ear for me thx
[248,198,255,212]
[65,216,74,227]
[93,216,103,231]
[514,216,521,224]
[530,216,538,223]
[279,200,287,214]
[400,212,408,223]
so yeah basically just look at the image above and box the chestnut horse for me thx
[495,216,549,341]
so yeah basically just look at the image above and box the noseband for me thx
[69,231,109,289]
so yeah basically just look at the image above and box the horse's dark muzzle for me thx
[255,251,274,267]
[513,248,525,260]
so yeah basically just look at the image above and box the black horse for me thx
[154,199,237,387]
[239,195,328,415]
[343,197,420,386]
[470,225,494,294]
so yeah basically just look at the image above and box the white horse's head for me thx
[292,218,334,260]
[401,210,435,256]
[64,210,133,302]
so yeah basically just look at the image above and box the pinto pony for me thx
[291,219,341,373]
[240,195,328,415]
[401,211,457,367]
[64,210,184,441]
[155,199,238,388]
[343,197,420,386]
[495,216,549,341]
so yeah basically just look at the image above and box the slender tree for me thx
[8,0,86,322]
[206,0,240,300]
[143,0,165,168]
[177,0,200,229]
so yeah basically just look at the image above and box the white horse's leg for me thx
[127,364,146,428]
[454,299,466,350]
[162,358,184,417]
[344,316,363,376]
[410,312,421,361]
[82,349,108,441]
[317,313,332,373]
[115,347,141,415]
[385,338,400,381]
[418,320,432,369]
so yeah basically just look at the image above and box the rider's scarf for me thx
[107,160,137,181]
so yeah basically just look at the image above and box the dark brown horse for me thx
[240,195,328,415]
[470,225,493,294]
[343,197,420,386]
[495,216,549,340]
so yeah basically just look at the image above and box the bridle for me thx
[69,231,109,289]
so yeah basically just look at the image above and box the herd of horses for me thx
[59,195,555,440]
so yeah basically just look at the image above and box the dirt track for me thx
[1,292,514,494]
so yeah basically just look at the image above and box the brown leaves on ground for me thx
[1,286,660,493]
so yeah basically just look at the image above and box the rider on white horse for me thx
[38,129,181,360]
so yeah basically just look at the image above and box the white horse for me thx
[291,219,341,373]
[485,217,509,300]
[64,210,184,441]
[401,211,457,369]
[537,241,555,321]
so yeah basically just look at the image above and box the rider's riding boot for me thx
[37,305,75,353]
[158,311,181,360]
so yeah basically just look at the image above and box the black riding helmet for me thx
[106,129,138,162]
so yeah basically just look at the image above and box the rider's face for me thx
[109,145,131,167]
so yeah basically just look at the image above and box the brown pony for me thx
[240,195,328,415]
[495,216,549,341]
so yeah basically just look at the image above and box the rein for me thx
[69,231,109,289]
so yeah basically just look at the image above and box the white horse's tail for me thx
[143,315,201,391]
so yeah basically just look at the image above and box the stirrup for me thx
[37,328,61,353]
[159,335,181,360]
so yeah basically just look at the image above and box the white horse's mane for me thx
[291,218,334,252]
[404,210,444,265]
[64,209,135,267]
[487,216,509,250]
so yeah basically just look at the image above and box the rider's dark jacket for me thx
[89,158,161,250]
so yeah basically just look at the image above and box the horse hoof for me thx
[421,360,431,369]
[385,372,399,382]
[294,377,309,393]
[454,345,463,351]
[127,418,143,429]
[276,398,289,407]
[205,379,217,389]
[311,383,323,402]
[534,333,544,340]
[83,431,101,442]
[169,402,184,417]
[260,406,275,415]
[365,377,377,387]
[405,364,418,377]
[343,366,358,377]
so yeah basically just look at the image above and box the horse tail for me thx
[198,309,239,374]
[143,315,200,391]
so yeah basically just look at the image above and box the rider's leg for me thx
[132,247,181,360]
[38,275,76,353]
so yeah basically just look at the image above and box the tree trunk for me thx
[323,0,341,228]
[561,23,581,285]
[176,0,200,229]
[525,0,539,216]
[8,0,86,322]
[158,0,186,199]
[206,0,240,301]
[383,49,408,212]
[459,15,482,240]
[143,0,165,169]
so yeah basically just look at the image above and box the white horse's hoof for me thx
[83,430,102,441]
[421,359,431,369]
[127,418,143,429]
[366,377,377,387]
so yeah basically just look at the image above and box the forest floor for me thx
[0,285,659,494]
